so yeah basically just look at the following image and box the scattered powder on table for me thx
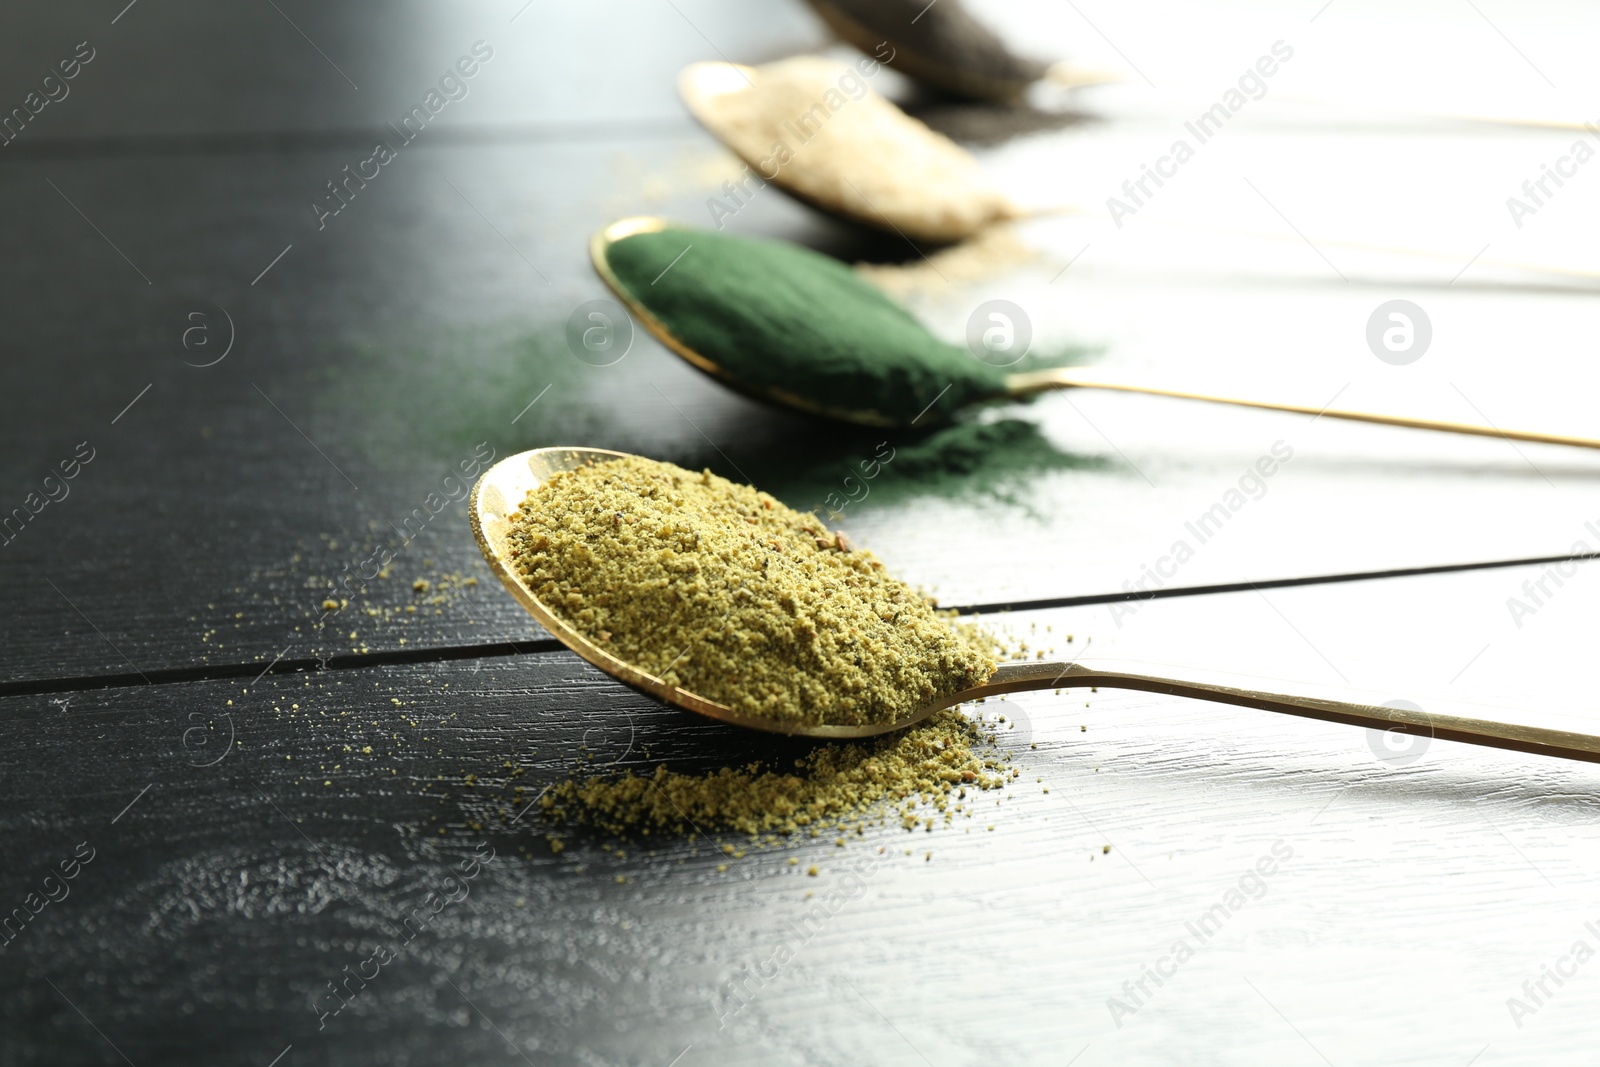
[605,225,1009,425]
[688,55,1015,242]
[539,708,1014,838]
[806,0,1050,102]
[505,455,995,727]
[883,418,1092,504]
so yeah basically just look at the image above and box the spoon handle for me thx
[1008,207,1600,284]
[1005,366,1600,452]
[967,661,1600,764]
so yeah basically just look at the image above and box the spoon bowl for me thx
[589,215,908,426]
[677,62,903,239]
[473,446,1600,762]
[593,216,1600,451]
[472,445,918,738]
[678,59,1023,244]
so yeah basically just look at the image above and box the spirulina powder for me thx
[605,226,1008,425]
[506,455,995,727]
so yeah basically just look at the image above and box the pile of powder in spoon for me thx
[504,455,995,728]
[688,55,1016,242]
[603,225,1012,425]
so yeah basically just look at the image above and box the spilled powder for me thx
[689,55,1015,242]
[505,455,995,727]
[539,708,1015,838]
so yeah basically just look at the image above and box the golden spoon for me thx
[680,62,1600,284]
[471,445,1600,762]
[592,215,1600,449]
[678,59,1025,244]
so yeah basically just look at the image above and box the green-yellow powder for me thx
[505,455,994,727]
[539,708,1012,837]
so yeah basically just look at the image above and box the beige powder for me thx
[688,56,1016,243]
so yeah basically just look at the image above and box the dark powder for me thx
[806,0,1050,101]
[606,226,1007,425]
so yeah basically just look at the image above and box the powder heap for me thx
[688,56,1015,242]
[605,226,1008,425]
[806,0,1050,102]
[505,455,995,727]
[540,708,1013,838]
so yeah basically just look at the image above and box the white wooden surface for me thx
[650,5,1600,1063]
[644,564,1600,1066]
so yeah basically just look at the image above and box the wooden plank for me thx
[2,562,1596,1064]
[7,1,1600,689]
[0,1,821,144]
[5,126,1600,686]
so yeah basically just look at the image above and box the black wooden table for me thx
[6,3,1600,1064]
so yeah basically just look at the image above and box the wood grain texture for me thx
[0,6,1597,685]
[6,1,1600,1063]
[6,129,1600,684]
[3,566,1597,1066]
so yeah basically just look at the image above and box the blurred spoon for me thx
[801,0,1117,101]
[680,60,1600,286]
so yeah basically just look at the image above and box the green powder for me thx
[505,455,995,727]
[707,418,1106,523]
[606,227,1007,425]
